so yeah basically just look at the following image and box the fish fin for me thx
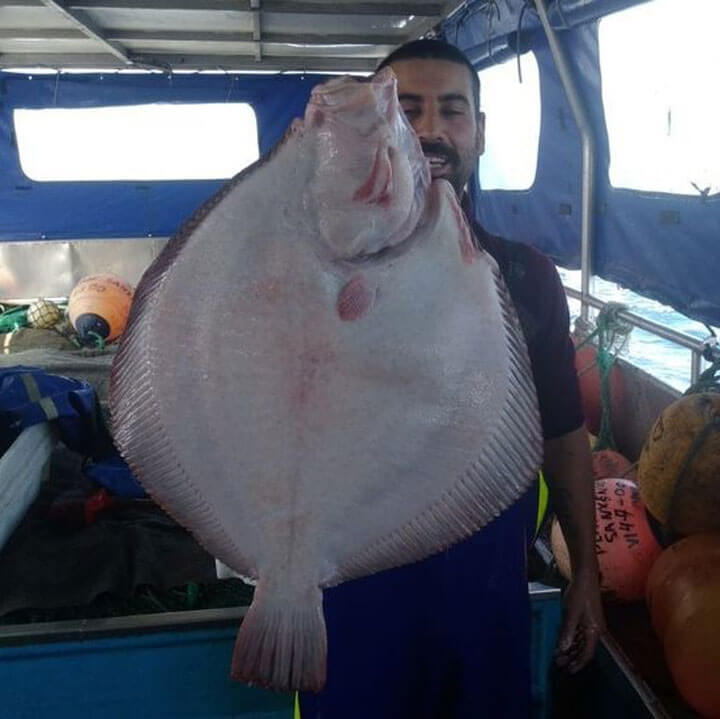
[332,262,543,582]
[231,582,327,693]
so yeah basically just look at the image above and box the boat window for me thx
[477,52,540,191]
[13,103,259,182]
[599,0,720,196]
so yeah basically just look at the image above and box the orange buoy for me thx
[68,273,133,344]
[637,393,720,535]
[551,478,663,601]
[592,449,636,481]
[663,602,720,718]
[574,345,625,437]
[645,533,720,717]
[646,533,720,640]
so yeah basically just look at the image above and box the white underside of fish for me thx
[110,76,542,692]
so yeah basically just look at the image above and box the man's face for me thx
[389,58,485,196]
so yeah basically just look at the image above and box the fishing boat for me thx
[0,1,717,716]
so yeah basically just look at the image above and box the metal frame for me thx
[0,606,247,646]
[39,0,135,66]
[534,0,595,324]
[0,0,466,72]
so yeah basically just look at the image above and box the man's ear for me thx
[476,111,486,156]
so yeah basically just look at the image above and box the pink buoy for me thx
[592,449,636,481]
[551,477,662,602]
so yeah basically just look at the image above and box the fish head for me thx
[303,68,431,261]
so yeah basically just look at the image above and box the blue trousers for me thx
[299,487,537,719]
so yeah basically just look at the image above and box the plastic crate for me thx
[529,582,563,719]
[0,620,292,719]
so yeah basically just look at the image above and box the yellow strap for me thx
[536,469,549,534]
[294,692,301,719]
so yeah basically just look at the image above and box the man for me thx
[300,39,604,718]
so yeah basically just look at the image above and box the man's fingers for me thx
[555,630,574,656]
[555,606,581,654]
[567,625,601,673]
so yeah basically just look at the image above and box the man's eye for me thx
[442,108,465,117]
[401,107,420,119]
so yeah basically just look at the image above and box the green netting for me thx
[575,303,633,451]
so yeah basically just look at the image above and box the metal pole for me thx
[691,350,702,386]
[534,0,596,322]
[564,288,709,352]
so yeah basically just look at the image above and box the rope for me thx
[575,303,633,451]
[684,358,720,396]
[684,328,720,395]
[84,331,106,351]
[516,1,534,83]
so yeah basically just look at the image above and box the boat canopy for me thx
[0,0,717,327]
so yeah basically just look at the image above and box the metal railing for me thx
[564,286,714,385]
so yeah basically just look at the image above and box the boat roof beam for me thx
[38,0,134,66]
[0,52,380,72]
[404,0,465,42]
[59,0,446,15]
[0,29,403,46]
[251,0,262,62]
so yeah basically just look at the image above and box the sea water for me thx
[558,269,718,393]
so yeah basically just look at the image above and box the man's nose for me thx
[413,107,445,141]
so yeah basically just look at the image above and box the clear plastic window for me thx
[599,0,720,195]
[14,103,259,182]
[477,52,541,191]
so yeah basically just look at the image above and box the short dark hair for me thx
[376,39,480,117]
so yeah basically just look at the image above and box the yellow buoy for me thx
[68,273,134,344]
[637,393,720,535]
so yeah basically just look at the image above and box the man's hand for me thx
[554,569,605,673]
[543,425,606,672]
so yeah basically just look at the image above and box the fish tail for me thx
[231,581,327,693]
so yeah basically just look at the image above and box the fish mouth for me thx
[352,145,394,206]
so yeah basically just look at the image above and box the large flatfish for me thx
[109,68,542,692]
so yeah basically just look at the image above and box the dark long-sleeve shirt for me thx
[472,221,585,440]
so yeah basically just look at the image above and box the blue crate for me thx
[0,622,292,719]
[529,582,563,719]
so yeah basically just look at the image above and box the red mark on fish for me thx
[337,274,375,321]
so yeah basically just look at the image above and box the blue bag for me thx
[0,365,145,497]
